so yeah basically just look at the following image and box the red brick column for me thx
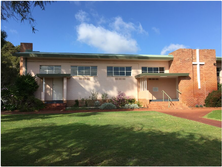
[169,49,217,107]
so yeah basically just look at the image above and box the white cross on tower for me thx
[192,49,205,89]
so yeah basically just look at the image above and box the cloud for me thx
[161,44,187,55]
[9,29,18,34]
[70,1,81,6]
[75,10,89,22]
[152,27,160,34]
[110,17,148,36]
[76,23,138,53]
[138,23,148,35]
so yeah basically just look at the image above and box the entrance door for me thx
[52,78,63,100]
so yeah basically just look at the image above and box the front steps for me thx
[148,101,190,110]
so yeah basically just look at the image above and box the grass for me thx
[204,110,222,121]
[1,111,221,166]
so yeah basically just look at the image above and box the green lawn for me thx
[1,111,221,166]
[204,110,222,121]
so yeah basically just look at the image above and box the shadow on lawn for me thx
[1,112,101,122]
[1,123,221,166]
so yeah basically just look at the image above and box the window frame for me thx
[141,67,165,73]
[71,66,97,76]
[107,66,132,76]
[40,65,61,74]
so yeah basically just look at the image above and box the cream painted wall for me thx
[27,58,170,100]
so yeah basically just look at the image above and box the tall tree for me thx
[1,40,20,87]
[1,1,52,33]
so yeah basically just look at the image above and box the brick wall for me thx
[169,49,217,107]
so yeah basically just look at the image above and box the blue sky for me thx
[1,1,221,56]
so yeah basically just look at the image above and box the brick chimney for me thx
[20,43,33,52]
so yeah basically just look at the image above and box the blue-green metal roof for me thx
[216,57,222,61]
[135,73,190,78]
[13,52,174,60]
[36,74,71,78]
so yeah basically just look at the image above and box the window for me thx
[142,67,164,73]
[107,66,131,76]
[71,66,97,76]
[140,78,147,91]
[217,67,221,77]
[40,65,61,74]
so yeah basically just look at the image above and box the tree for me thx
[1,1,52,33]
[1,30,7,48]
[1,41,20,87]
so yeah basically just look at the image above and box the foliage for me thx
[199,105,203,108]
[1,40,20,87]
[99,103,116,109]
[89,89,99,100]
[1,1,52,33]
[126,98,136,104]
[94,101,100,108]
[195,105,199,108]
[109,91,129,108]
[124,104,139,109]
[1,74,43,111]
[1,30,7,48]
[205,90,221,107]
[101,92,108,101]
[18,96,45,112]
[217,83,221,91]
[73,100,79,107]
[136,101,143,107]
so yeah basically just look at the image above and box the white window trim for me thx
[107,66,132,76]
[40,65,61,74]
[142,67,165,73]
[71,66,97,76]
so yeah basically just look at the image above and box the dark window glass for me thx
[148,67,153,73]
[71,66,77,76]
[78,66,84,75]
[85,66,90,75]
[153,68,158,73]
[91,66,97,76]
[142,67,147,73]
[159,67,164,73]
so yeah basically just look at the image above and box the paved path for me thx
[154,108,221,128]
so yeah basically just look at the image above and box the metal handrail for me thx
[162,90,173,108]
[176,89,182,94]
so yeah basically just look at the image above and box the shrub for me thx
[109,91,129,108]
[94,101,100,108]
[195,105,199,108]
[126,98,136,104]
[218,83,221,91]
[205,90,221,107]
[136,101,143,107]
[89,89,99,100]
[18,96,45,112]
[99,103,116,109]
[1,74,44,111]
[73,100,79,107]
[124,103,139,109]
[199,104,203,108]
[101,92,108,101]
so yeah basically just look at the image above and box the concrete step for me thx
[148,101,190,110]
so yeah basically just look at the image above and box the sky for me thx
[1,1,221,56]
